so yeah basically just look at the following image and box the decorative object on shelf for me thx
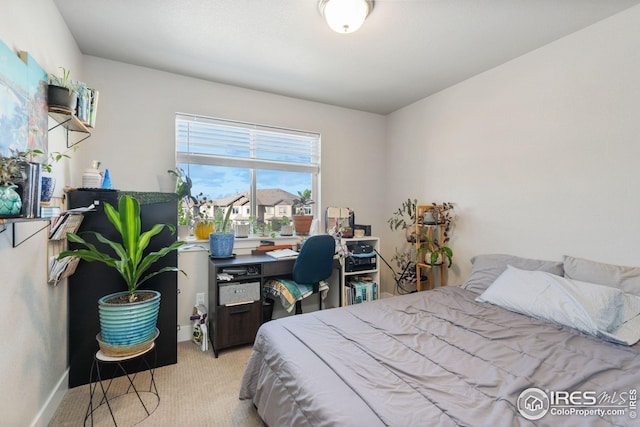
[194,219,214,240]
[279,216,293,236]
[0,149,27,216]
[210,205,234,257]
[48,67,77,113]
[57,195,186,357]
[318,0,373,34]
[0,148,41,218]
[235,222,250,238]
[101,168,112,189]
[292,189,315,235]
[40,176,55,203]
[326,206,354,238]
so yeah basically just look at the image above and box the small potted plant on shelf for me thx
[0,149,30,217]
[192,193,215,240]
[417,202,455,267]
[292,189,315,235]
[48,67,77,113]
[57,195,186,357]
[279,216,293,236]
[209,205,234,258]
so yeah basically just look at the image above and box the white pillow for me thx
[476,265,640,345]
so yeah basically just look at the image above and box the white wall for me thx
[0,1,84,426]
[78,56,387,225]
[382,5,640,290]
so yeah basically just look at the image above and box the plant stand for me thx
[85,344,159,427]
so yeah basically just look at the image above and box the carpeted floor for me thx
[48,341,263,427]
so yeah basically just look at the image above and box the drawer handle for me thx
[229,306,250,314]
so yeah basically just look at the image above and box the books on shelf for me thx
[48,204,95,240]
[11,162,41,218]
[344,280,378,306]
[48,255,80,286]
[40,205,61,218]
[265,248,299,260]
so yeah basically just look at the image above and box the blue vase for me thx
[40,176,56,203]
[210,232,235,258]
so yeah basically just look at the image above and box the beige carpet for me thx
[48,341,263,427]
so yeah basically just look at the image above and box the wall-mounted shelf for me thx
[0,217,51,248]
[48,108,91,148]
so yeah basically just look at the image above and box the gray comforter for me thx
[240,287,640,426]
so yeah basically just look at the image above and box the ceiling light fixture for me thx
[318,0,373,34]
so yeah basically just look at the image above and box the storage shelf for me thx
[0,217,51,248]
[48,108,91,148]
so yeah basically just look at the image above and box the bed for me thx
[239,254,640,426]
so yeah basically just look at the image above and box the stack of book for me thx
[344,279,378,305]
[40,205,61,218]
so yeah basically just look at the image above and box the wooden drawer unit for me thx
[215,301,262,351]
[209,257,264,358]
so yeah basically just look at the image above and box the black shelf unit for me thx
[67,190,178,387]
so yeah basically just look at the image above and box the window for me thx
[176,113,320,228]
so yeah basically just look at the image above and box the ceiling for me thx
[53,0,640,115]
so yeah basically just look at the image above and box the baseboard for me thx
[30,368,69,427]
[382,291,394,299]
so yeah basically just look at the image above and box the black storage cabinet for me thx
[67,190,178,387]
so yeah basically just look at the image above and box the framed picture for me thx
[0,40,48,157]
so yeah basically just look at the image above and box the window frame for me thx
[175,113,321,220]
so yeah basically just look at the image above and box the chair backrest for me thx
[292,234,336,284]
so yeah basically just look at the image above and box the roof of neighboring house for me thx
[214,188,297,207]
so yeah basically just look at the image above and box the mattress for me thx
[240,286,640,426]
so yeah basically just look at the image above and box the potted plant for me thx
[0,149,30,217]
[167,168,193,237]
[48,67,77,113]
[417,202,455,267]
[192,193,215,240]
[292,189,315,235]
[57,195,186,356]
[280,216,293,236]
[209,205,234,257]
[388,198,419,242]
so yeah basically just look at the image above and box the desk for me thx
[85,344,159,427]
[208,254,341,357]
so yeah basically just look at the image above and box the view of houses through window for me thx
[176,114,320,233]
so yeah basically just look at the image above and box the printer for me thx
[345,241,377,272]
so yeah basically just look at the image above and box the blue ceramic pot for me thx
[97,290,161,351]
[210,232,234,258]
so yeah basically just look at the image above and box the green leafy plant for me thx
[58,195,186,302]
[213,205,233,234]
[292,189,314,215]
[0,149,30,186]
[49,67,72,88]
[417,202,455,268]
[279,216,290,225]
[388,198,418,232]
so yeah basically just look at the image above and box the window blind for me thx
[176,113,320,173]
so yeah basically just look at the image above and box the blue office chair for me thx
[291,234,336,314]
[263,234,336,315]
